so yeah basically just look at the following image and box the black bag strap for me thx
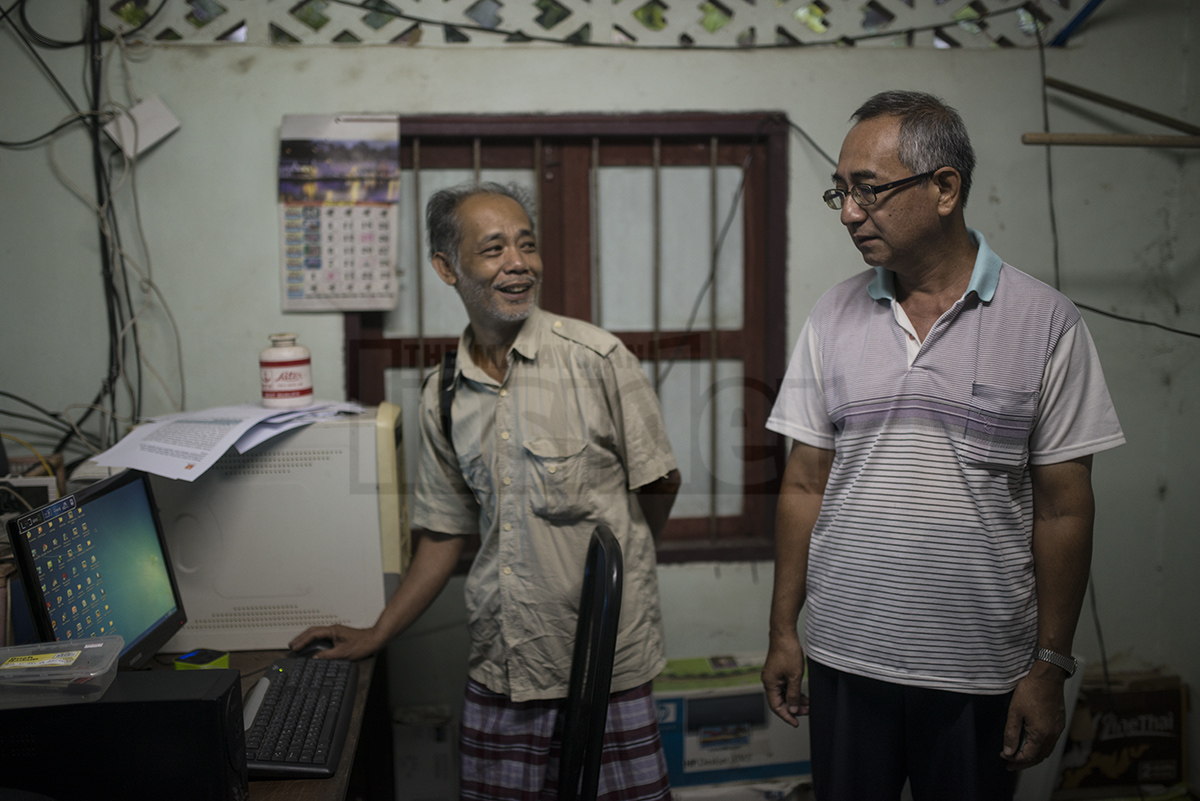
[440,350,457,447]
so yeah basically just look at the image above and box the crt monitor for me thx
[147,403,408,652]
[5,469,187,670]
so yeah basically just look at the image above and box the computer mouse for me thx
[293,637,335,658]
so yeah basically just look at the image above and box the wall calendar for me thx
[277,114,400,312]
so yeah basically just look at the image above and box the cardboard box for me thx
[1055,673,1188,795]
[654,654,811,788]
[671,776,810,800]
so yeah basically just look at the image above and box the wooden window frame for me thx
[344,112,789,562]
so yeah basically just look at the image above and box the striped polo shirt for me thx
[767,231,1125,693]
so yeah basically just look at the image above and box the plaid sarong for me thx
[459,678,671,801]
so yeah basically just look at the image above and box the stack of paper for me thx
[92,401,364,481]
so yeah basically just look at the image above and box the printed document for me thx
[92,401,362,481]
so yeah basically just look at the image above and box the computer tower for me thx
[149,403,409,652]
[0,669,247,801]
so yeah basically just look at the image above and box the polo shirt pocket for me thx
[523,437,592,521]
[960,383,1037,471]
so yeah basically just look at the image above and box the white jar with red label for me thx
[260,333,313,408]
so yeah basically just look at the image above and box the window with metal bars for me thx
[344,113,789,561]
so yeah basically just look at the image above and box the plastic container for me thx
[259,333,313,408]
[0,635,123,710]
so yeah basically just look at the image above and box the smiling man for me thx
[292,182,681,801]
[761,92,1125,799]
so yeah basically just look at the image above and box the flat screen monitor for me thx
[5,469,187,670]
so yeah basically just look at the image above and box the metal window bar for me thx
[652,137,663,392]
[534,138,543,247]
[590,137,601,325]
[708,136,719,540]
[413,138,427,380]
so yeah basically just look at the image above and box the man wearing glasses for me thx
[762,91,1124,799]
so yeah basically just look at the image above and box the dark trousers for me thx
[807,658,1018,801]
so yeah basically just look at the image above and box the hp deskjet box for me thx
[0,668,247,801]
[654,654,811,789]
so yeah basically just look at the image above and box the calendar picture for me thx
[279,138,399,203]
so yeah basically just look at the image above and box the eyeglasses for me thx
[822,170,939,210]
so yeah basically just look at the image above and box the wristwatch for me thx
[1034,647,1078,677]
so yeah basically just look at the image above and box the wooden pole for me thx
[1021,132,1200,148]
[1045,77,1200,137]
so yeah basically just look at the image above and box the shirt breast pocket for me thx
[959,383,1038,471]
[523,438,593,521]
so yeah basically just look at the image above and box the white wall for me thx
[3,0,1198,785]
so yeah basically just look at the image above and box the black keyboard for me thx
[242,656,359,779]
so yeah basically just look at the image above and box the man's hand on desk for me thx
[290,532,463,661]
[289,624,383,661]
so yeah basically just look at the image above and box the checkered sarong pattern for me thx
[459,678,671,801]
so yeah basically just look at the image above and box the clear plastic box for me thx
[0,635,124,710]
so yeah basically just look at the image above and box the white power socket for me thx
[104,95,182,158]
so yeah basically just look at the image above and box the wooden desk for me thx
[164,650,394,801]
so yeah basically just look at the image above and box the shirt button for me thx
[548,465,557,474]
[503,566,512,575]
[499,389,508,397]
[504,523,512,532]
[503,477,512,486]
[501,431,510,440]
[554,321,562,329]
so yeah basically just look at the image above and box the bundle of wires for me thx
[1,0,180,476]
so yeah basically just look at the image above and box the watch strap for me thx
[1034,647,1078,677]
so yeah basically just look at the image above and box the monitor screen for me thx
[5,469,187,670]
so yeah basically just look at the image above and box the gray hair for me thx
[426,182,537,268]
[851,90,976,207]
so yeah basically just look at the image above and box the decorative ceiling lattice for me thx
[104,0,1080,49]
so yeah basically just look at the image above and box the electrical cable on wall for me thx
[787,120,838,168]
[1034,24,1199,341]
[89,0,128,447]
[96,31,188,414]
[9,3,136,450]
[0,2,90,139]
[0,433,56,479]
[1,1,187,472]
[0,116,90,148]
[10,0,166,48]
[0,392,107,457]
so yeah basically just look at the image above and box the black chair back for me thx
[557,524,623,801]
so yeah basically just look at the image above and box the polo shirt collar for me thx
[866,229,1002,303]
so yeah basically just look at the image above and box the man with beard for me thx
[293,182,681,801]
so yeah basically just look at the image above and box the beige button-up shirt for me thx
[413,308,676,702]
